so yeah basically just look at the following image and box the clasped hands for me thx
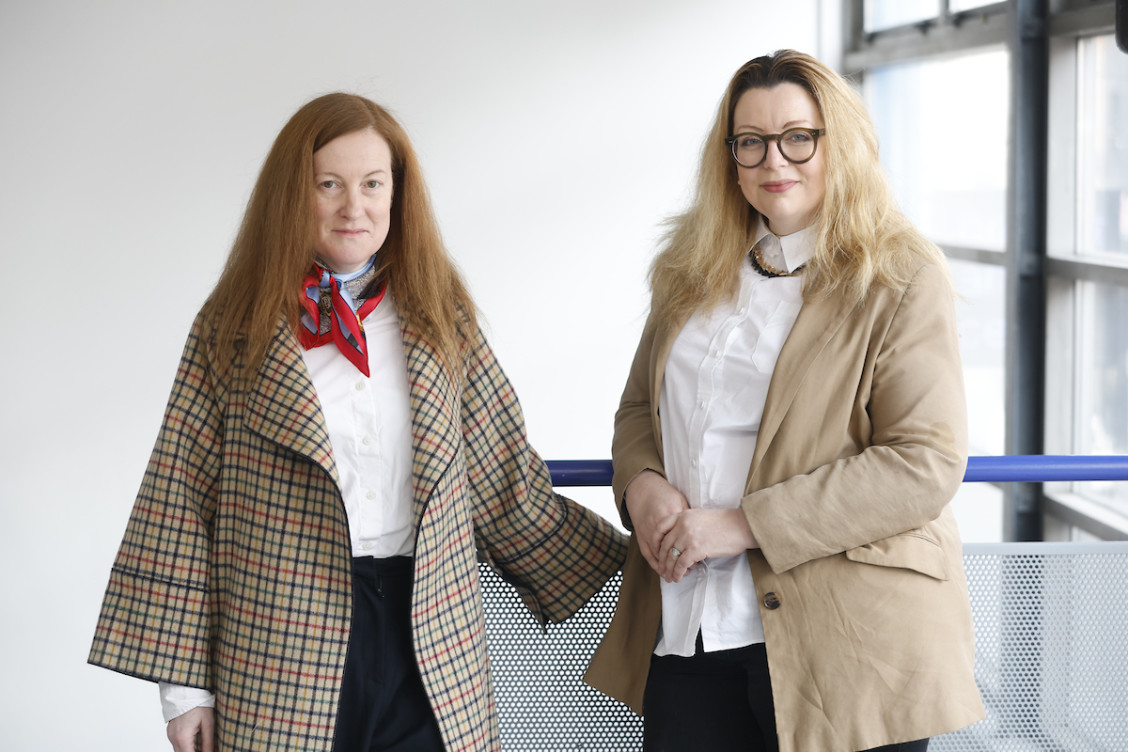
[624,470,759,583]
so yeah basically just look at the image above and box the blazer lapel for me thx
[747,293,856,486]
[244,321,338,484]
[648,323,679,463]
[400,322,462,531]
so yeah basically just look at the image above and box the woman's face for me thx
[732,82,826,237]
[312,128,394,274]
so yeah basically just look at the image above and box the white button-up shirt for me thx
[654,221,815,657]
[299,294,414,558]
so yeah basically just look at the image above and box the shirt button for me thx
[366,490,377,500]
[763,592,782,610]
[362,436,374,446]
[355,381,367,391]
[361,541,373,551]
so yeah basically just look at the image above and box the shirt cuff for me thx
[159,681,216,722]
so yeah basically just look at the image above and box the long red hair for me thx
[205,93,476,373]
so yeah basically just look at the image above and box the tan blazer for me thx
[585,262,985,752]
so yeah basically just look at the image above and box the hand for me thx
[624,470,690,573]
[656,508,759,583]
[167,706,214,752]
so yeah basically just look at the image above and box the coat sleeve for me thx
[88,311,222,688]
[608,313,667,528]
[459,325,628,625]
[744,263,969,574]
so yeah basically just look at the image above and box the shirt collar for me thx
[751,218,817,273]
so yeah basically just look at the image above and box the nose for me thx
[762,138,789,168]
[340,187,364,217]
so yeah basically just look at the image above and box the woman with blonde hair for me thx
[585,50,984,752]
[89,92,626,752]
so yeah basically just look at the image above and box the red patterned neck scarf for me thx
[298,259,386,377]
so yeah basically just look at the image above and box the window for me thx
[863,44,1010,542]
[846,0,1127,541]
[1045,30,1128,526]
[1076,35,1128,260]
[950,0,999,11]
[864,0,936,31]
[865,49,1008,251]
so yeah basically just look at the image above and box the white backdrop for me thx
[0,1,825,748]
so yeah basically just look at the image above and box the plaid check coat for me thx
[89,308,627,751]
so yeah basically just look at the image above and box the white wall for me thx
[0,1,819,748]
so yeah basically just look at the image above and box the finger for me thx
[668,549,689,582]
[200,714,215,752]
[638,540,660,573]
[637,531,669,576]
[666,550,682,583]
[673,550,696,582]
[655,518,676,561]
[654,512,678,537]
[653,511,685,573]
[659,538,685,581]
[656,537,673,580]
[646,528,666,561]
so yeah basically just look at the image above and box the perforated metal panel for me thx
[479,567,642,749]
[480,543,1128,751]
[934,543,1128,752]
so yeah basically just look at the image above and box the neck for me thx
[319,254,377,281]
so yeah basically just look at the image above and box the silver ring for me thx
[670,547,682,559]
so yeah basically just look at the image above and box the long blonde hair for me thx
[206,93,476,372]
[650,49,945,333]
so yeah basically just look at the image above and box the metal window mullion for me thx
[1004,0,1050,542]
[1047,1,1116,37]
[845,14,1008,69]
[1046,256,1128,286]
[939,244,1008,265]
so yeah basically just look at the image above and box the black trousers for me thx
[332,556,445,752]
[643,640,929,752]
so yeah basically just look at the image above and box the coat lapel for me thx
[244,322,338,484]
[241,318,461,532]
[747,292,856,486]
[400,323,462,531]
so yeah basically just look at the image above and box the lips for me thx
[761,180,798,194]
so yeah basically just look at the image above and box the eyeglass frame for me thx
[724,127,826,168]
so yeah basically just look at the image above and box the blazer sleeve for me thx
[744,262,969,574]
[459,325,628,625]
[609,313,667,527]
[88,310,222,688]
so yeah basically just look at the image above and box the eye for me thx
[738,135,764,148]
[364,179,382,189]
[784,130,813,145]
[317,179,339,190]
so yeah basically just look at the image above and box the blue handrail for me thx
[545,455,1128,487]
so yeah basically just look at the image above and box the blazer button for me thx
[763,592,781,610]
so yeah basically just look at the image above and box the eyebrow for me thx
[733,119,817,133]
[314,169,390,179]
